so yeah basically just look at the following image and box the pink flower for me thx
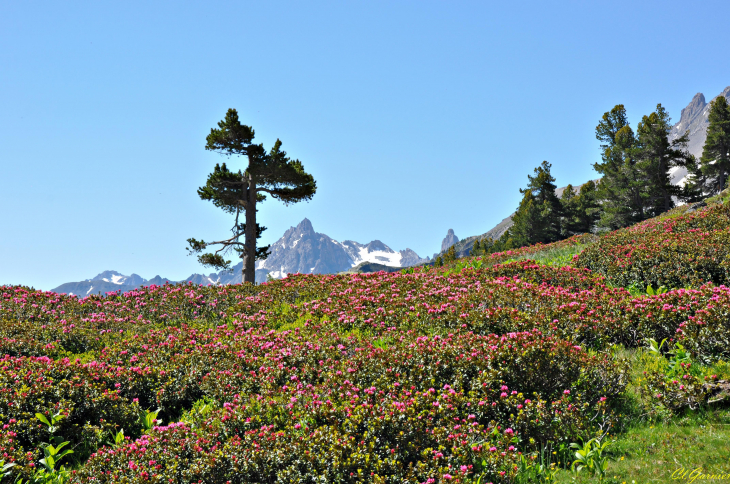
[563,390,570,395]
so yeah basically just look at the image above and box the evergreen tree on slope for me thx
[700,95,730,193]
[594,105,645,230]
[561,180,600,237]
[634,104,693,216]
[511,161,562,246]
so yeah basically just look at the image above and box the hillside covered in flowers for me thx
[2,196,730,483]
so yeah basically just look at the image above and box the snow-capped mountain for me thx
[91,270,147,287]
[254,218,428,280]
[51,219,429,295]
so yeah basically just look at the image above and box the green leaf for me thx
[35,413,51,426]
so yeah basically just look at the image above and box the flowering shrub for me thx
[0,277,629,482]
[577,202,730,288]
[0,355,142,474]
[0,203,729,481]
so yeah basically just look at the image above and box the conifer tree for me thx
[511,161,562,246]
[560,184,578,237]
[573,181,600,233]
[471,238,481,256]
[700,96,730,193]
[443,245,458,264]
[634,104,693,215]
[187,109,317,283]
[560,181,600,238]
[594,106,645,230]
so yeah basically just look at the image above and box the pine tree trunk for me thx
[243,178,257,284]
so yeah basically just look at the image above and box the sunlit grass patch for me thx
[554,410,730,484]
[501,243,592,267]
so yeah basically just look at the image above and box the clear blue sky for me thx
[2,0,729,290]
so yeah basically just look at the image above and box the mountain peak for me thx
[441,229,459,253]
[364,240,391,252]
[295,218,315,234]
[679,92,707,126]
[89,270,147,286]
[92,270,123,280]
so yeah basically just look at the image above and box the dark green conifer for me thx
[634,104,693,216]
[443,245,457,264]
[700,96,730,193]
[511,161,562,246]
[471,239,481,256]
[594,106,645,230]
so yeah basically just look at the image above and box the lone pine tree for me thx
[187,109,316,284]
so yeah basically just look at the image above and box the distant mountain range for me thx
[51,219,429,296]
[435,86,730,259]
[50,87,729,296]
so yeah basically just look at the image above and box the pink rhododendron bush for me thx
[1,202,730,482]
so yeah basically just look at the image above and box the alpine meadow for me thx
[3,99,730,482]
[4,2,730,483]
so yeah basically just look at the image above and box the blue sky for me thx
[2,0,729,290]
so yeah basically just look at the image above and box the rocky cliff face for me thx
[255,218,355,279]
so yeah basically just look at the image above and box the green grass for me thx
[547,345,730,483]
[500,243,592,267]
[553,411,730,483]
[704,186,730,206]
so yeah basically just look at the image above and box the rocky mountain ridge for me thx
[51,219,429,295]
